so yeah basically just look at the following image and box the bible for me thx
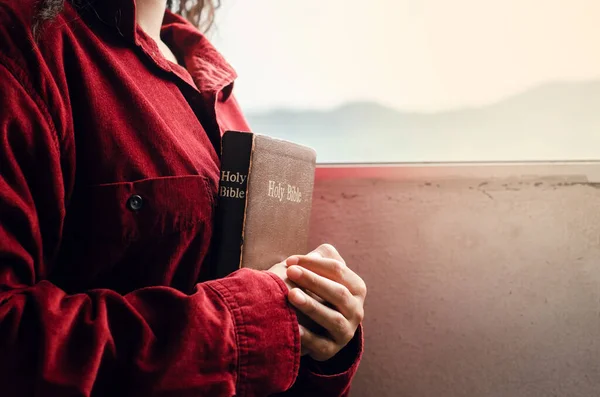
[212,131,317,278]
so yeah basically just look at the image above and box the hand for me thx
[266,260,297,291]
[267,260,324,355]
[286,244,367,362]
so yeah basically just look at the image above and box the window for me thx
[211,1,600,163]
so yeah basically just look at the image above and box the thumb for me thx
[307,251,322,259]
[311,243,345,264]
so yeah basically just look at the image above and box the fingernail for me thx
[287,266,302,279]
[286,256,299,266]
[292,289,306,304]
[299,325,305,337]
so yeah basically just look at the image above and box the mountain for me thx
[246,81,600,163]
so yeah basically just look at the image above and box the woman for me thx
[0,0,366,395]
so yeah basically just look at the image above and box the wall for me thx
[309,163,600,397]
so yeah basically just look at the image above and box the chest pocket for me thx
[55,175,217,292]
[87,175,215,240]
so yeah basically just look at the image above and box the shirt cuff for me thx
[208,268,301,396]
[299,324,364,395]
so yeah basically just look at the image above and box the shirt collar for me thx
[161,12,237,93]
[88,0,237,93]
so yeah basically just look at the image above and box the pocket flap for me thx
[85,175,215,241]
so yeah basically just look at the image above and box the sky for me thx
[210,0,600,113]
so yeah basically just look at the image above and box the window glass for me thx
[212,1,600,163]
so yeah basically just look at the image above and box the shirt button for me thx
[127,195,144,211]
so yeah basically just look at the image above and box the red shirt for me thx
[0,0,362,396]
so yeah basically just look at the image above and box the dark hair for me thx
[32,0,220,38]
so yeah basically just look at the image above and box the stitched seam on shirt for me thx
[219,280,249,396]
[206,281,245,395]
[0,55,62,157]
[265,272,301,389]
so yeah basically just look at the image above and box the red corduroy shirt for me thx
[0,0,362,396]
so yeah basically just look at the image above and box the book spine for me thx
[212,131,254,279]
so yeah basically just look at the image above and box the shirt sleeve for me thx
[272,325,364,397]
[0,62,300,396]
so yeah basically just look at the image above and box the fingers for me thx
[299,325,338,362]
[305,289,325,304]
[289,286,358,346]
[286,256,367,301]
[287,244,366,362]
[287,266,359,320]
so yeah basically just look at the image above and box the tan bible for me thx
[212,131,317,278]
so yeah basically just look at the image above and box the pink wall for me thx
[309,163,600,397]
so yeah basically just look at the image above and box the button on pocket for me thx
[127,195,144,211]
